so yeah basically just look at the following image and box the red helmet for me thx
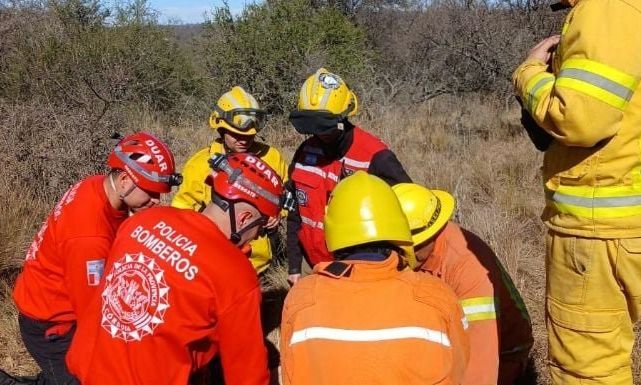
[107,132,181,193]
[206,153,290,217]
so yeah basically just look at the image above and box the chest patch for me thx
[296,189,308,207]
[304,153,318,166]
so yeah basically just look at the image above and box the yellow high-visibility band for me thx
[524,72,555,114]
[557,58,638,110]
[460,297,497,322]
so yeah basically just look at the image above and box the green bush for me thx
[198,0,373,114]
[0,0,202,116]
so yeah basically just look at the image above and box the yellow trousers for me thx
[546,231,641,385]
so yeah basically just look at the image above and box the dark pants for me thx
[18,314,79,385]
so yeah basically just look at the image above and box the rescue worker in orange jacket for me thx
[287,68,411,284]
[66,153,292,385]
[393,183,533,385]
[2,133,181,385]
[172,86,288,274]
[513,0,641,383]
[280,171,469,385]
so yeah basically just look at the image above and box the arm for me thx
[448,301,471,385]
[216,286,269,385]
[513,1,641,147]
[285,156,304,278]
[279,292,295,385]
[286,195,304,277]
[448,257,499,385]
[368,150,412,185]
[61,236,111,316]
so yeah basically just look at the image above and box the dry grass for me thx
[1,95,639,383]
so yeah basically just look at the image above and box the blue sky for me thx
[148,0,257,24]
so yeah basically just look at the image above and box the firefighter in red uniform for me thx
[65,153,292,385]
[393,183,534,385]
[287,68,411,283]
[2,132,180,385]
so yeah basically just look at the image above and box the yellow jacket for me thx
[513,0,641,238]
[172,139,289,273]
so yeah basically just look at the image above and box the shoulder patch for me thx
[86,259,105,286]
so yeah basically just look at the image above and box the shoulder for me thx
[182,147,211,169]
[401,269,461,313]
[178,148,212,184]
[54,176,110,235]
[352,127,388,151]
[255,141,287,166]
[283,275,318,316]
[442,223,497,267]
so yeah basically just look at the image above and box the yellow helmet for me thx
[297,68,358,117]
[209,86,266,136]
[324,171,416,268]
[392,183,456,247]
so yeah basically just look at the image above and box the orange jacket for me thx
[66,207,269,385]
[13,175,126,323]
[280,253,469,385]
[422,222,533,385]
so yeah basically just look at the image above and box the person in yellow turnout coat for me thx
[513,0,641,384]
[172,86,288,274]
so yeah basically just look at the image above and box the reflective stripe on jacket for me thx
[423,222,533,385]
[280,253,470,385]
[290,127,388,265]
[513,0,641,237]
[171,139,288,273]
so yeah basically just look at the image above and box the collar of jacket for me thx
[209,138,269,157]
[313,121,355,159]
[313,252,403,281]
[420,222,453,278]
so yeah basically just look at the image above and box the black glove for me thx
[517,97,553,151]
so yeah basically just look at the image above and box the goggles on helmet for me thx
[214,106,267,132]
[113,146,183,187]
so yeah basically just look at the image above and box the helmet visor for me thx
[215,106,266,132]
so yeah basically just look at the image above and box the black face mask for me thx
[288,110,344,135]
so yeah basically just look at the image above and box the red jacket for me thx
[290,127,388,265]
[423,222,533,385]
[66,207,269,385]
[280,253,470,385]
[13,175,126,323]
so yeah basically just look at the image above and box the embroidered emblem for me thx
[101,252,169,342]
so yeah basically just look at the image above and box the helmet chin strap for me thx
[110,173,136,201]
[213,194,266,245]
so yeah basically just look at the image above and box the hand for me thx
[287,273,301,285]
[526,35,561,64]
[239,244,252,256]
[264,216,280,230]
